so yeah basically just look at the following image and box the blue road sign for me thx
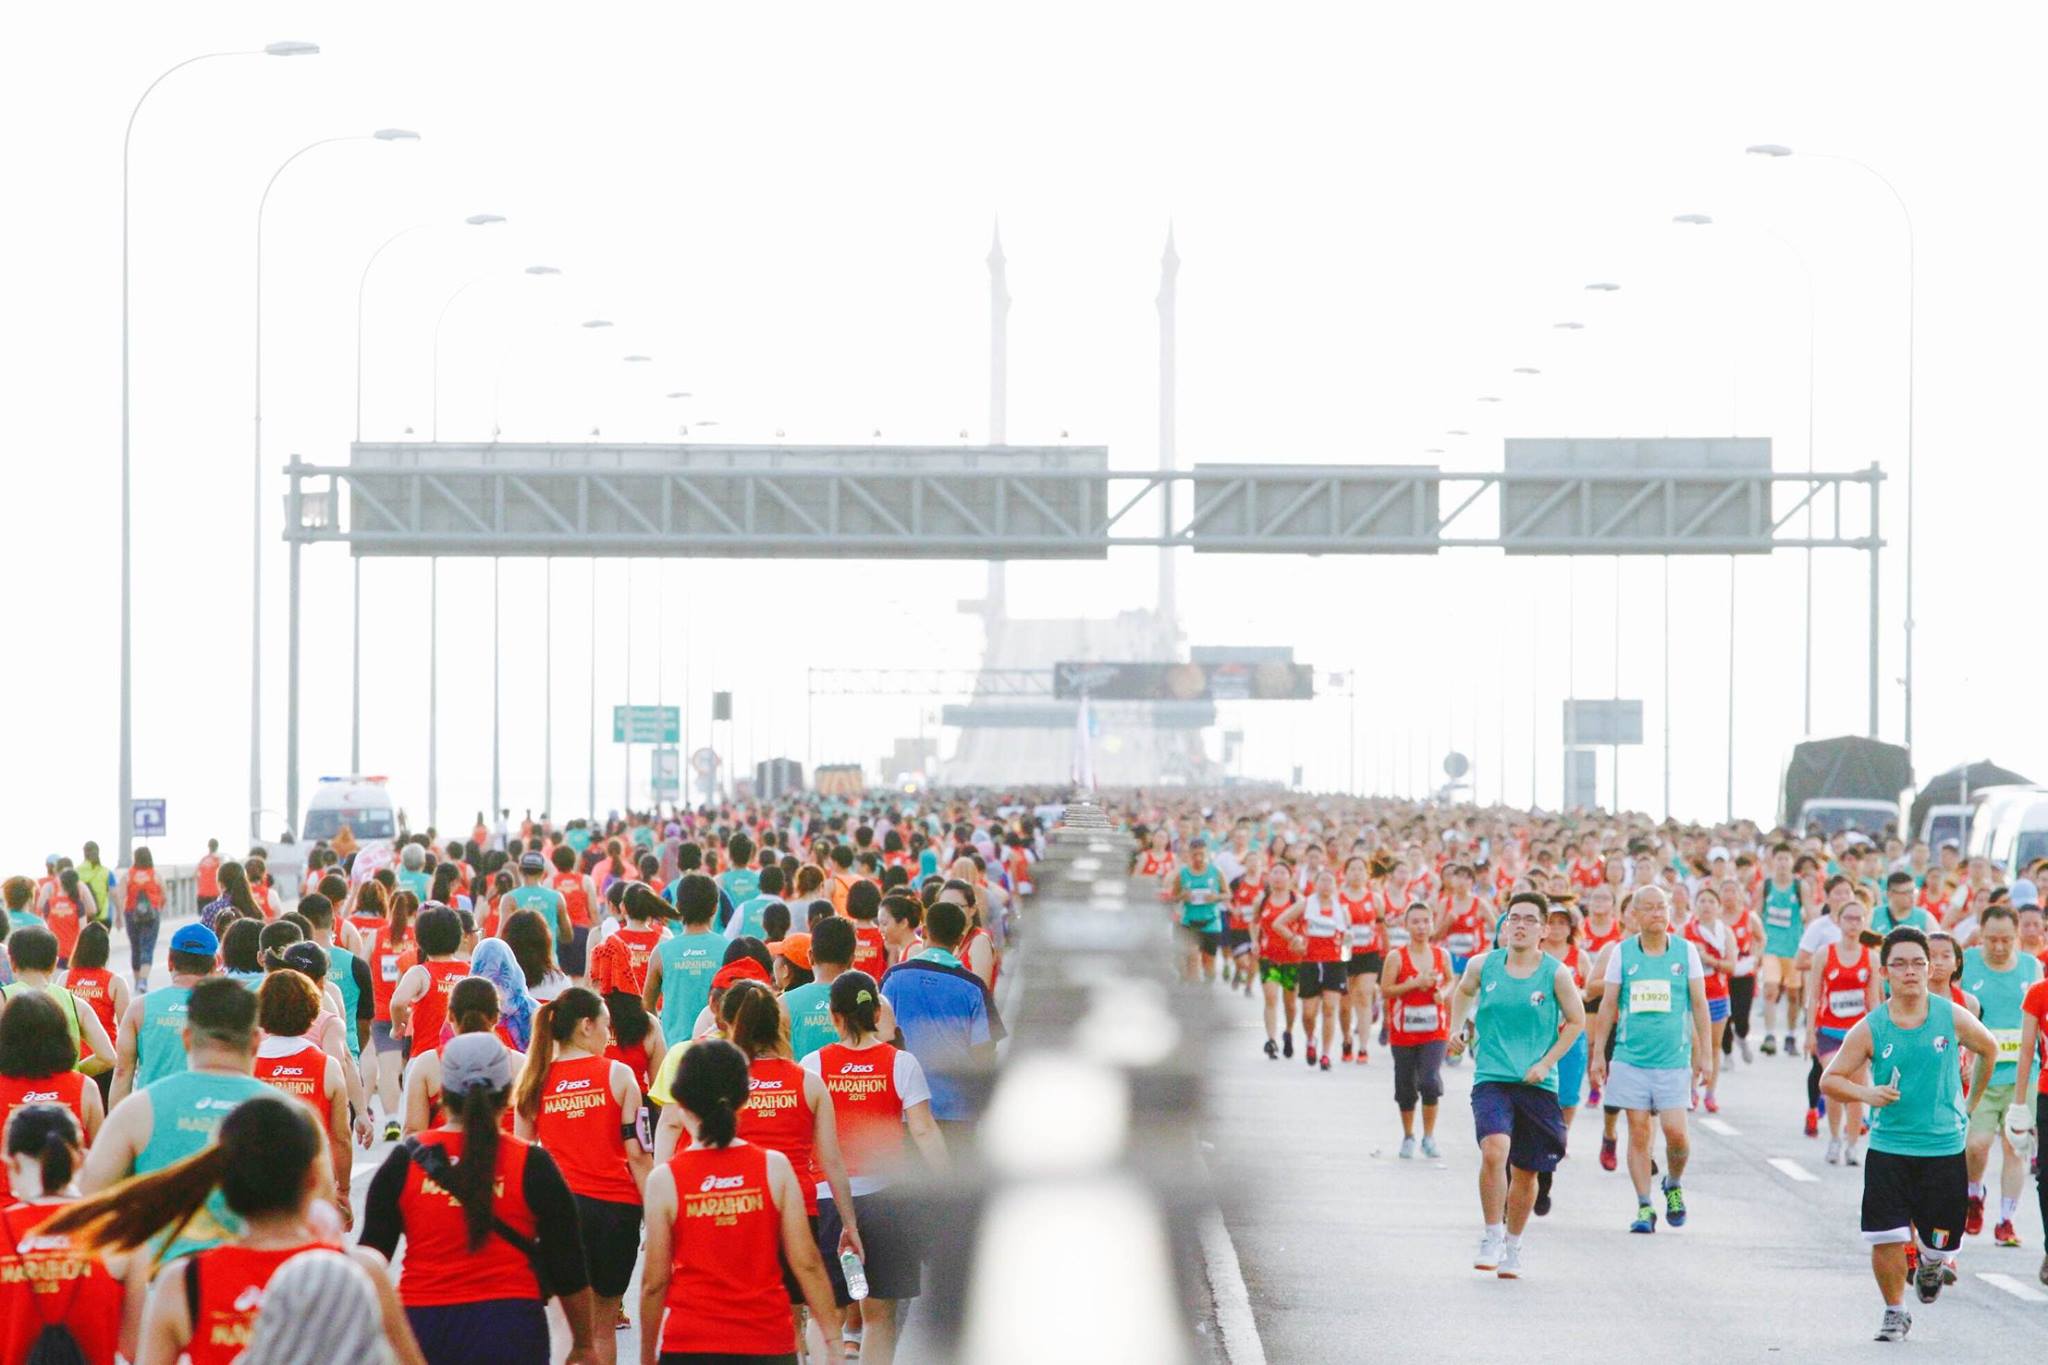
[133,798,166,837]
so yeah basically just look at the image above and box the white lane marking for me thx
[1767,1157,1819,1183]
[1200,1208,1268,1365]
[1977,1272,2048,1303]
[1700,1117,1740,1137]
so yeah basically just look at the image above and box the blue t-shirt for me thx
[880,951,990,1121]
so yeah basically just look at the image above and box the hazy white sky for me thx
[5,2,2043,867]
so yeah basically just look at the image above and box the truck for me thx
[1907,760,2034,849]
[1778,737,1912,838]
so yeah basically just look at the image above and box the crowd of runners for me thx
[0,804,1034,1364]
[1142,795,2048,1343]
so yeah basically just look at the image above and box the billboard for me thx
[1563,699,1644,746]
[1053,661,1314,701]
[1502,438,1772,555]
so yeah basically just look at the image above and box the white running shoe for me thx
[1844,1140,1862,1167]
[1474,1231,1504,1271]
[1738,1036,1754,1064]
[1399,1136,1417,1160]
[1826,1138,1844,1165]
[1421,1135,1441,1159]
[1497,1243,1523,1279]
[1874,1307,1911,1343]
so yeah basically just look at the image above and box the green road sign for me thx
[613,705,680,743]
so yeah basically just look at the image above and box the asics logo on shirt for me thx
[193,1097,243,1112]
[748,1076,787,1091]
[19,1089,58,1103]
[551,1077,594,1094]
[838,1063,877,1074]
[233,1285,265,1312]
[699,1173,747,1192]
[270,1066,306,1077]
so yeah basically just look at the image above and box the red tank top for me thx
[408,961,470,1045]
[0,1073,88,1204]
[606,1039,652,1093]
[369,926,408,1020]
[1439,897,1488,958]
[851,925,889,979]
[396,1128,541,1306]
[1816,943,1875,1030]
[185,1242,328,1365]
[62,966,117,1042]
[196,856,222,899]
[0,1200,124,1365]
[44,897,81,960]
[1256,896,1301,964]
[738,1057,820,1214]
[1582,918,1624,955]
[1340,890,1381,956]
[552,872,592,928]
[963,925,999,988]
[1387,945,1451,1045]
[125,867,165,913]
[534,1054,639,1204]
[254,1040,330,1119]
[660,1143,792,1356]
[814,1043,906,1182]
[1683,920,1732,1001]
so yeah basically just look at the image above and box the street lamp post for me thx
[259,127,418,843]
[120,39,319,866]
[351,212,505,772]
[1748,142,1916,749]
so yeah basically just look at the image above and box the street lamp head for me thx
[623,354,653,363]
[581,319,613,328]
[1513,367,1541,375]
[1554,321,1585,330]
[1424,447,1445,455]
[1745,143,1794,158]
[464,213,507,226]
[665,391,692,399]
[1446,428,1469,436]
[1477,396,1503,404]
[264,40,321,57]
[1585,281,1621,292]
[524,265,562,276]
[1672,213,1714,226]
[373,128,421,142]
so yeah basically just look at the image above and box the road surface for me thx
[1198,995,2048,1361]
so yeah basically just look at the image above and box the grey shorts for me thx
[1603,1059,1691,1113]
[371,1019,405,1055]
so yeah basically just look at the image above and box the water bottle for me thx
[839,1248,870,1301]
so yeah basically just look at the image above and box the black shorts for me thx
[561,924,592,977]
[1225,925,1253,954]
[1177,923,1223,955]
[1471,1081,1567,1174]
[819,1189,922,1305]
[1861,1148,1967,1249]
[780,1213,822,1302]
[573,1194,643,1297]
[1348,952,1384,978]
[1297,960,1348,998]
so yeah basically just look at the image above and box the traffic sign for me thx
[690,747,721,776]
[613,705,680,743]
[651,748,680,799]
[132,799,166,838]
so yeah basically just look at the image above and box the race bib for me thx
[1992,1027,2024,1061]
[1828,989,1868,1020]
[1734,955,1758,976]
[380,955,401,983]
[1384,925,1411,949]
[1349,924,1376,947]
[1628,979,1672,1014]
[1765,906,1791,928]
[1402,1004,1442,1033]
[1447,932,1477,955]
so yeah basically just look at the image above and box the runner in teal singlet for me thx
[1171,841,1226,984]
[645,872,725,1043]
[1822,924,2000,1342]
[79,978,271,1261]
[1756,843,1806,1057]
[1447,891,1584,1280]
[1958,904,2043,1247]
[109,922,221,1105]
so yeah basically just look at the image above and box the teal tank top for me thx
[783,980,836,1060]
[1473,951,1564,1093]
[1616,937,1697,1070]
[653,932,725,1041]
[136,1069,274,1261]
[1960,948,2042,1084]
[135,985,193,1089]
[326,946,362,1057]
[1866,995,1968,1157]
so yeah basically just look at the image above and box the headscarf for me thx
[468,936,536,1051]
[240,1249,394,1365]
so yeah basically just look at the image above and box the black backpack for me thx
[0,1207,89,1365]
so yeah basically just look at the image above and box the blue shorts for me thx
[1708,995,1731,1024]
[1471,1081,1567,1173]
[1554,1033,1588,1110]
[1603,1059,1691,1113]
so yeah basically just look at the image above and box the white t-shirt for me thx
[1601,937,1706,985]
[1798,916,1844,958]
[800,1046,932,1195]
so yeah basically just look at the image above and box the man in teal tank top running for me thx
[1957,904,2043,1247]
[1822,924,1999,1343]
[1588,884,1711,1234]
[108,921,220,1105]
[1447,890,1584,1281]
[80,976,274,1262]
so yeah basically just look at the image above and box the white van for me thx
[1980,793,2048,883]
[302,775,399,845]
[1964,786,2043,867]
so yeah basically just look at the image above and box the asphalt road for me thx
[1198,993,2048,1361]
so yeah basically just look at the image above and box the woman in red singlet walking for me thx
[0,1105,138,1364]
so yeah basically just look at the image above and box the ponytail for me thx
[512,987,603,1120]
[43,1094,318,1254]
[446,1083,506,1251]
[5,1104,82,1196]
[389,891,418,946]
[828,970,882,1040]
[674,1039,749,1148]
[448,977,500,1036]
[718,978,788,1060]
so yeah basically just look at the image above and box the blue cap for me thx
[169,923,219,956]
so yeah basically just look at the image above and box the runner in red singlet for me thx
[1251,862,1306,1061]
[390,907,469,1054]
[0,1106,134,1365]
